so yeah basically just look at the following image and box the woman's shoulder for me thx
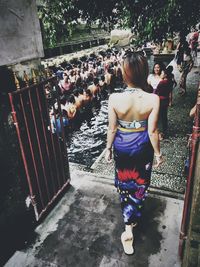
[147,74,155,82]
[144,93,159,110]
[109,92,128,105]
[109,92,122,100]
[146,92,159,101]
[148,74,154,79]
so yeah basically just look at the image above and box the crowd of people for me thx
[44,30,198,255]
[47,29,198,139]
[46,26,199,143]
[47,48,125,134]
[147,28,199,139]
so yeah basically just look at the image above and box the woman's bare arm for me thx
[105,95,118,162]
[106,95,118,149]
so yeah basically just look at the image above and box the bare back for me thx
[110,89,158,122]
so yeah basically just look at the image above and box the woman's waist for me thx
[117,126,147,133]
[114,128,150,148]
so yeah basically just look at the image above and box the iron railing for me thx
[9,77,70,220]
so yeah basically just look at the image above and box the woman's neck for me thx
[127,84,140,89]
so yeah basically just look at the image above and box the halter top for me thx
[124,87,143,94]
[118,119,147,129]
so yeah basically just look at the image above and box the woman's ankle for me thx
[125,225,133,235]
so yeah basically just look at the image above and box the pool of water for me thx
[67,55,173,167]
[67,100,108,166]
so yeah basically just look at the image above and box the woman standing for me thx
[176,35,189,71]
[155,68,173,139]
[105,51,163,255]
[179,47,194,95]
[147,62,164,93]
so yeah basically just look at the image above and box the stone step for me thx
[70,168,184,200]
[4,251,57,267]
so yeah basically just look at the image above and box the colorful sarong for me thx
[113,126,154,225]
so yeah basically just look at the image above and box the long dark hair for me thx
[152,62,165,75]
[122,51,149,91]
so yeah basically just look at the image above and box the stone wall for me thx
[0,0,43,66]
[0,1,44,264]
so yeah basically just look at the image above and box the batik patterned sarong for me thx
[113,123,154,225]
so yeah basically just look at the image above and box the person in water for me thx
[105,51,163,255]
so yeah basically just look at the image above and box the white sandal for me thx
[131,222,137,228]
[121,231,134,255]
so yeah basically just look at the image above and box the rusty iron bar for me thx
[23,71,29,87]
[8,93,40,219]
[35,85,56,196]
[43,86,61,190]
[28,89,51,202]
[37,178,70,221]
[49,78,69,185]
[10,77,56,95]
[179,88,200,258]
[50,100,64,185]
[19,92,45,209]
[51,90,67,186]
[32,69,37,84]
[9,76,70,220]
[52,79,70,184]
[13,71,20,90]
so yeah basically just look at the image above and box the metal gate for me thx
[9,76,70,221]
[179,87,200,258]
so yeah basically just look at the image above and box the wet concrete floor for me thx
[5,169,183,267]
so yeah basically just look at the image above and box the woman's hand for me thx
[105,148,113,163]
[153,153,164,168]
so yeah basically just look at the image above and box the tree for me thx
[38,0,80,47]
[119,0,200,42]
[38,0,200,47]
[38,0,120,47]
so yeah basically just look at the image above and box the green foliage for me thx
[38,0,118,47]
[38,0,200,48]
[38,0,80,47]
[122,0,200,42]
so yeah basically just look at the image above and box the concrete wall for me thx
[0,0,44,66]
